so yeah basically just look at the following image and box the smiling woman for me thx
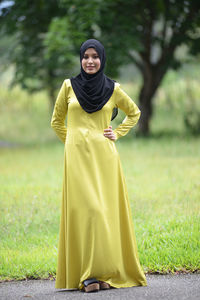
[81,48,101,74]
[51,39,146,293]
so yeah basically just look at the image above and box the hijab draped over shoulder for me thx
[70,39,118,121]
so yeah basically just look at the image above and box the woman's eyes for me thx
[83,55,99,59]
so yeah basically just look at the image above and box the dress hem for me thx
[55,280,147,290]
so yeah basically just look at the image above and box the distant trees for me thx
[1,0,200,134]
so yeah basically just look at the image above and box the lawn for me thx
[0,136,199,281]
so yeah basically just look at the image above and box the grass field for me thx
[0,68,200,281]
[0,137,199,281]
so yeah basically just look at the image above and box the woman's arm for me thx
[113,84,141,141]
[51,80,68,143]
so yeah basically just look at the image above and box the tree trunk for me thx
[138,90,153,135]
[138,70,156,135]
[138,65,168,135]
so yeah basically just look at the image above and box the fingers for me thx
[104,125,112,133]
[104,126,112,135]
[103,125,116,141]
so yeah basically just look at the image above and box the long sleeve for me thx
[113,84,141,141]
[51,80,68,143]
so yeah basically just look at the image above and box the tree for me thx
[61,0,200,135]
[0,0,75,110]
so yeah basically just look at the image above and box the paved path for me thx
[0,274,199,300]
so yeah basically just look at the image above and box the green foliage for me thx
[0,29,17,72]
[0,0,75,103]
[43,17,78,75]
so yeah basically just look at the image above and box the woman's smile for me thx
[86,66,95,72]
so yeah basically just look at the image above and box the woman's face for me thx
[81,48,101,74]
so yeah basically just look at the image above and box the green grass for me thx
[118,137,200,274]
[0,144,63,280]
[0,66,200,280]
[0,137,199,281]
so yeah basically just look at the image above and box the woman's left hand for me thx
[104,125,116,141]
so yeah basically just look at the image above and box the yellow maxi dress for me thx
[51,79,147,290]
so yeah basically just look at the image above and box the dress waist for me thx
[66,128,106,144]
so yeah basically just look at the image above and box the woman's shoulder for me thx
[112,81,133,102]
[114,81,120,88]
[113,81,122,94]
[62,78,71,87]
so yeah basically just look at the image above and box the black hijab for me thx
[70,39,118,121]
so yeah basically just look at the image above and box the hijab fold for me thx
[70,39,118,120]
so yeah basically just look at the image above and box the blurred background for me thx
[0,0,200,280]
[0,0,200,144]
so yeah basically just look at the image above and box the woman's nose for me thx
[88,57,93,63]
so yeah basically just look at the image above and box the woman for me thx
[51,39,147,293]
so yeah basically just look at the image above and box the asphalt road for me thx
[0,274,199,300]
